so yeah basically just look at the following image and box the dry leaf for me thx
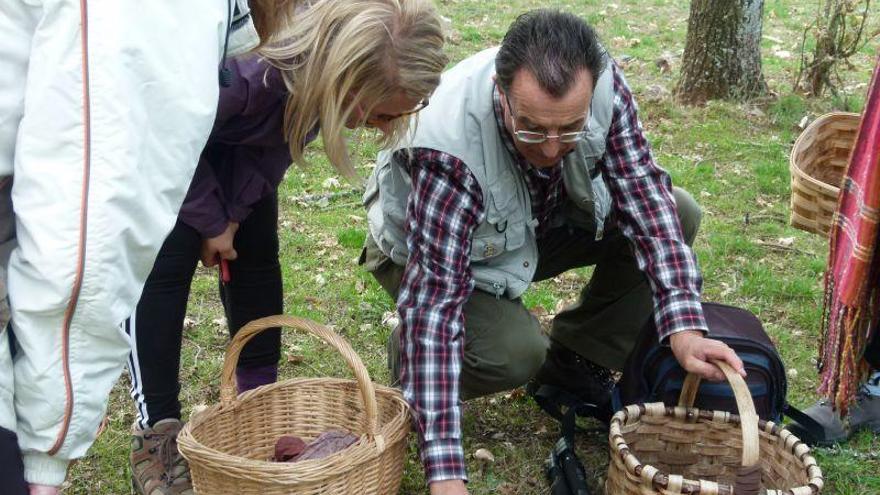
[322,177,341,189]
[798,116,810,129]
[773,50,792,59]
[381,311,400,329]
[287,353,304,365]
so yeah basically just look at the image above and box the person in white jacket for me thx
[0,1,293,493]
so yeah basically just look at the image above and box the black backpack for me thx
[612,302,815,427]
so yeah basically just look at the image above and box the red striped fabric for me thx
[820,55,880,414]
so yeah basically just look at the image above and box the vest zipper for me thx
[492,282,504,299]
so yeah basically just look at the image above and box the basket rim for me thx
[789,111,860,195]
[608,402,824,494]
[177,377,411,484]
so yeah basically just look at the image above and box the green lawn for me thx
[67,1,880,493]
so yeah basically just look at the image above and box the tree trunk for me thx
[675,0,768,104]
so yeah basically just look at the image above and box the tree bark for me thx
[675,0,768,104]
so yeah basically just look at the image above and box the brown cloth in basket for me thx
[734,465,763,495]
[273,436,307,462]
[272,430,358,463]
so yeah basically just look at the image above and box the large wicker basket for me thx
[790,112,860,236]
[177,315,410,495]
[606,361,823,495]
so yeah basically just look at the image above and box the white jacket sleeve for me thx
[0,0,229,485]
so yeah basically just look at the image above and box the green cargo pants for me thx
[361,187,701,401]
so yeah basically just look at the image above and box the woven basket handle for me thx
[219,315,381,440]
[678,360,760,468]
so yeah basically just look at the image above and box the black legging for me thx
[0,425,26,495]
[126,193,283,428]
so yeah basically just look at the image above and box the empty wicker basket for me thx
[177,315,410,495]
[790,112,860,236]
[606,361,823,495]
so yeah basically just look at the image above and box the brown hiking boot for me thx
[130,418,193,495]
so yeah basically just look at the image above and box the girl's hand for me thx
[200,222,239,267]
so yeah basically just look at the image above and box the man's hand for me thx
[429,479,468,495]
[669,330,746,382]
[200,222,239,267]
[29,485,61,495]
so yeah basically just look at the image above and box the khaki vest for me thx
[365,47,614,298]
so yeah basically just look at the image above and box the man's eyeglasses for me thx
[366,98,430,125]
[503,94,589,144]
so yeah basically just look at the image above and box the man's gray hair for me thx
[495,9,606,98]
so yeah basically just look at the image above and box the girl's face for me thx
[345,91,428,134]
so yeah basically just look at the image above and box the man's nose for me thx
[540,137,563,158]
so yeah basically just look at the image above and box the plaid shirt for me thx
[394,62,707,483]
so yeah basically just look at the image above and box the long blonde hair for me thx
[260,0,448,181]
[249,0,298,49]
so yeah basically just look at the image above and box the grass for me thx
[66,0,880,493]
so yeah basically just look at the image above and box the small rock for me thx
[491,432,505,440]
[314,274,327,286]
[643,84,670,102]
[788,368,799,378]
[322,177,341,189]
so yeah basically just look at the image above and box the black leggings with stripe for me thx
[126,193,282,429]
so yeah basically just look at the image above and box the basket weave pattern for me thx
[605,362,823,495]
[177,315,410,494]
[789,112,860,236]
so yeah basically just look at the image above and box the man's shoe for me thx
[130,418,193,495]
[788,385,880,446]
[527,340,615,423]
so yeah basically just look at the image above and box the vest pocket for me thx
[469,216,527,261]
[470,228,507,261]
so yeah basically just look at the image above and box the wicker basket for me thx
[606,361,824,495]
[790,112,860,236]
[177,315,410,495]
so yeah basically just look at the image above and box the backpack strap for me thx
[783,403,829,443]
[531,384,605,437]
[535,385,597,494]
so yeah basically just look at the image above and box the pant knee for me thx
[673,187,702,246]
[462,335,547,399]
